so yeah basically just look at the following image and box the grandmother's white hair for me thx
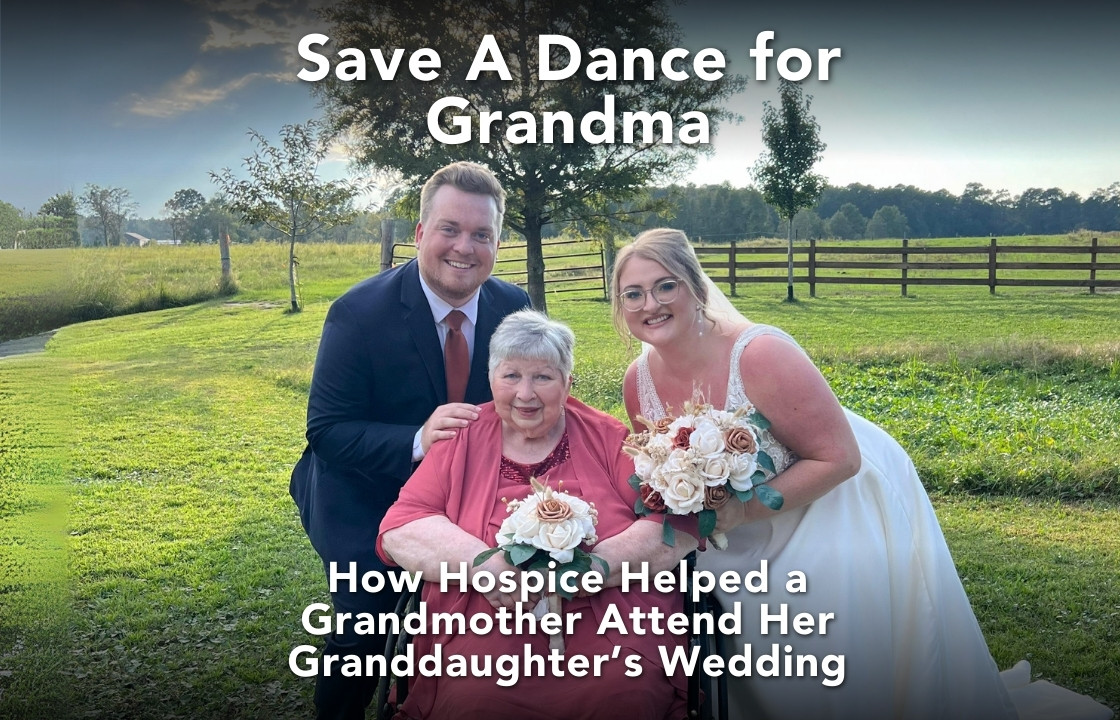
[488,309,575,379]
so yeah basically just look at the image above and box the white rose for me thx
[689,419,726,458]
[700,455,732,486]
[728,452,758,492]
[508,503,544,543]
[537,518,585,564]
[667,415,695,434]
[646,432,674,460]
[658,467,707,515]
[632,451,655,480]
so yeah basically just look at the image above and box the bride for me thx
[610,228,1112,720]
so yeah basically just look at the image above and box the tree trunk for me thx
[523,214,547,313]
[288,234,300,312]
[786,215,795,302]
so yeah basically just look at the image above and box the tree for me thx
[79,184,136,246]
[792,209,826,241]
[39,191,81,246]
[313,0,743,311]
[210,120,361,312]
[865,205,909,239]
[827,203,866,240]
[163,188,207,243]
[752,79,826,301]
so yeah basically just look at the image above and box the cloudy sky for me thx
[1,0,1117,218]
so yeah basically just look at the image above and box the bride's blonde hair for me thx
[610,228,714,340]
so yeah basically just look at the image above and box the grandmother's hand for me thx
[472,551,541,611]
[421,403,481,454]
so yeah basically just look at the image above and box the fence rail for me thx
[695,237,1120,296]
[392,238,607,297]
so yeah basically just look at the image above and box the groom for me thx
[289,161,531,719]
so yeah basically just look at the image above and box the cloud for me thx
[128,68,288,118]
[193,0,327,51]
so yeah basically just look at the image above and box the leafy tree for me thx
[827,203,866,240]
[164,188,207,243]
[752,79,826,300]
[39,191,81,247]
[79,184,137,246]
[792,209,825,241]
[865,205,909,239]
[313,0,743,311]
[0,200,23,249]
[210,120,361,312]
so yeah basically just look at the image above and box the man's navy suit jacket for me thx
[289,259,531,570]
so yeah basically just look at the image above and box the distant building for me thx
[123,232,152,247]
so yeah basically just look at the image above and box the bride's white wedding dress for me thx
[635,324,1112,720]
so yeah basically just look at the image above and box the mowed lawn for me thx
[0,243,1118,718]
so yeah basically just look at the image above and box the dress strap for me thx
[635,349,668,422]
[726,324,805,410]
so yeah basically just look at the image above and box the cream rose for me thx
[689,418,726,458]
[657,467,707,515]
[728,452,759,492]
[700,455,732,486]
[536,518,586,563]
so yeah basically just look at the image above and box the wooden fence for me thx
[695,237,1120,297]
[392,238,607,297]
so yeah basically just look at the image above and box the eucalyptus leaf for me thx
[734,488,754,503]
[473,547,501,566]
[635,497,648,516]
[755,483,785,511]
[751,469,766,483]
[509,543,537,568]
[661,518,676,547]
[748,411,771,430]
[698,509,717,538]
[592,555,610,579]
[757,451,777,474]
[628,473,642,491]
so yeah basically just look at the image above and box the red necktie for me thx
[444,310,469,403]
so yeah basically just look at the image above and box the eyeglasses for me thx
[618,279,682,312]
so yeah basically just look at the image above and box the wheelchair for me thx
[375,552,729,720]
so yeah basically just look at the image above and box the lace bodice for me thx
[635,324,799,476]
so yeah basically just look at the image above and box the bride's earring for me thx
[696,305,704,337]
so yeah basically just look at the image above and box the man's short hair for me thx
[419,162,506,228]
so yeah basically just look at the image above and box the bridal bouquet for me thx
[624,400,784,550]
[473,477,607,652]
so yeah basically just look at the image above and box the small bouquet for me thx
[624,400,784,550]
[473,477,607,652]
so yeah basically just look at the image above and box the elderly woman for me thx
[377,310,697,720]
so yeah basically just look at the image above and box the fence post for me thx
[901,237,908,297]
[988,238,997,295]
[729,240,737,297]
[600,244,609,300]
[808,236,817,298]
[380,217,395,271]
[1089,237,1098,295]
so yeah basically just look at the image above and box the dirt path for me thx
[0,330,57,359]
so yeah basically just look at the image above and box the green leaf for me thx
[751,469,767,483]
[635,497,648,516]
[627,473,642,491]
[592,554,610,579]
[661,517,676,547]
[508,543,537,568]
[748,411,771,430]
[755,483,784,511]
[698,509,717,538]
[473,547,502,566]
[757,451,777,474]
[734,488,754,503]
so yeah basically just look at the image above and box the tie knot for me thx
[446,309,466,331]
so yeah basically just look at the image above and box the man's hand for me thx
[420,403,481,454]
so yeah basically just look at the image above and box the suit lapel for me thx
[400,261,446,404]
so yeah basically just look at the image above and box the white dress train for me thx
[635,324,1112,720]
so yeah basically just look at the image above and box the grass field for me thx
[1,241,1118,718]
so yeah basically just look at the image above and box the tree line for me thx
[650,181,1120,242]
